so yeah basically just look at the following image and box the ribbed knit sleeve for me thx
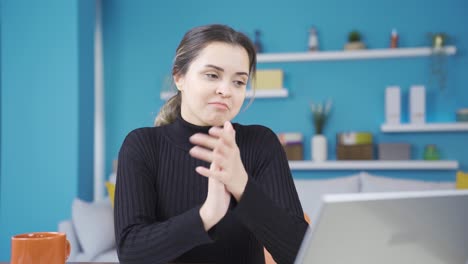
[233,126,308,264]
[114,129,213,264]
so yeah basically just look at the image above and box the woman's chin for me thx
[205,116,229,127]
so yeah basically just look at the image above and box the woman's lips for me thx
[209,102,229,110]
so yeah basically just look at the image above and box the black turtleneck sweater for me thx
[114,116,308,264]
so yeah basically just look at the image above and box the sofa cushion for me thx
[72,198,116,261]
[360,172,455,193]
[74,252,94,262]
[294,174,360,218]
[92,248,119,262]
[109,172,117,184]
[58,220,80,261]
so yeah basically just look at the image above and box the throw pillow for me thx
[108,172,117,184]
[360,172,455,193]
[105,182,116,207]
[72,198,116,260]
[456,171,468,189]
[58,220,80,261]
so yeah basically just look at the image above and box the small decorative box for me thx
[278,133,303,160]
[378,143,411,160]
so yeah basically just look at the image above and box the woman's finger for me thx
[196,166,228,183]
[223,122,236,146]
[212,150,228,169]
[208,126,224,137]
[189,133,218,150]
[208,127,232,148]
[223,121,234,133]
[196,166,219,179]
[209,123,235,148]
[189,146,213,163]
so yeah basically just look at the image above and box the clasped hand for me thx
[189,121,248,201]
[189,121,248,230]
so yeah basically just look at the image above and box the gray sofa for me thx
[59,171,455,262]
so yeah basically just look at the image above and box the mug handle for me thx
[65,239,71,261]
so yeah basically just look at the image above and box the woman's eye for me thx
[234,80,246,87]
[206,73,218,79]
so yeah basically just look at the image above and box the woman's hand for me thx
[199,163,231,231]
[189,121,248,201]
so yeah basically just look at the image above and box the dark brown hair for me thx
[155,24,257,126]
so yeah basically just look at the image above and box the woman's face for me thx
[175,42,250,127]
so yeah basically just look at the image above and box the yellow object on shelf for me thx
[105,181,116,207]
[337,132,373,145]
[252,69,283,90]
[456,171,468,189]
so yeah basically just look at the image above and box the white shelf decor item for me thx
[385,86,401,125]
[288,160,459,170]
[160,89,288,100]
[257,46,456,63]
[409,85,426,124]
[381,123,468,132]
[311,135,327,161]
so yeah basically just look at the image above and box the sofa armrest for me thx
[58,220,81,261]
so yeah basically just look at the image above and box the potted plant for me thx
[344,30,366,50]
[310,100,332,161]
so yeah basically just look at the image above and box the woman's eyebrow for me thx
[205,64,249,77]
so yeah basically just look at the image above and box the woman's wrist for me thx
[230,172,248,202]
[199,203,217,231]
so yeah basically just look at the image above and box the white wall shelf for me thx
[288,160,459,170]
[381,122,468,132]
[160,89,288,100]
[257,46,456,63]
[246,89,288,98]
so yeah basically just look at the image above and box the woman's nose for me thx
[216,81,232,97]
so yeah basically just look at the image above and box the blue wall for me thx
[0,0,466,261]
[103,0,468,181]
[0,0,95,260]
[78,0,96,203]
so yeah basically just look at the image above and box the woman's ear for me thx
[174,74,185,91]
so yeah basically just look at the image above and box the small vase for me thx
[312,134,327,161]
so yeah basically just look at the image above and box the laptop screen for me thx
[295,190,468,264]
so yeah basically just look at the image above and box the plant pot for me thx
[344,41,366,50]
[311,134,327,161]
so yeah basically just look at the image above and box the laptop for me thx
[294,190,468,264]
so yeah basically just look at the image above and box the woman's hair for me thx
[154,24,257,126]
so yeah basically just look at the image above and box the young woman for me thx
[114,24,308,264]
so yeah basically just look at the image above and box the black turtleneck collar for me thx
[164,115,212,151]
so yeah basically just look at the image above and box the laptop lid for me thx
[295,190,468,264]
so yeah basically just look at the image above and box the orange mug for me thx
[11,232,70,264]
